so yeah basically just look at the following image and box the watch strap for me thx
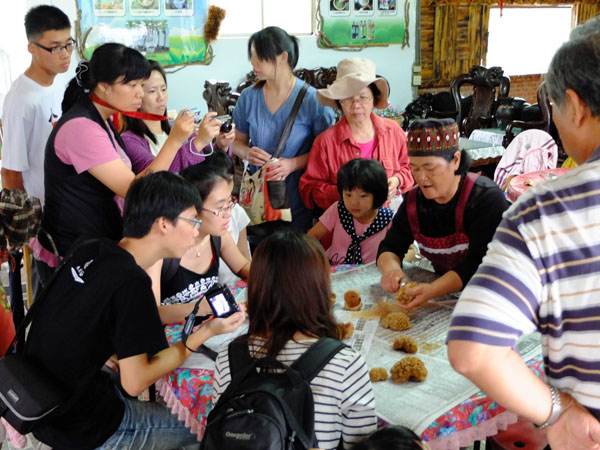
[535,385,563,429]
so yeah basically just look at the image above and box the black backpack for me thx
[200,337,347,450]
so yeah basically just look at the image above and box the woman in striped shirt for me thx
[212,230,377,449]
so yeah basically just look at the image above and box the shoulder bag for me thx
[240,82,309,225]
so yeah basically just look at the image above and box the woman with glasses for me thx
[149,160,250,324]
[232,26,335,237]
[38,43,196,274]
[300,58,413,213]
[121,60,235,174]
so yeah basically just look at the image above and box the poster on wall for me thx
[77,0,209,67]
[318,0,409,48]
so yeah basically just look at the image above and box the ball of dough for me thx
[331,293,337,305]
[369,367,388,382]
[393,336,418,354]
[390,356,428,382]
[381,312,411,331]
[344,290,362,311]
[395,281,419,305]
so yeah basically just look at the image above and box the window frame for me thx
[209,0,317,38]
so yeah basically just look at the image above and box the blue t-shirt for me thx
[233,78,335,229]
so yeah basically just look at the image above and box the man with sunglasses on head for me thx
[1,5,74,203]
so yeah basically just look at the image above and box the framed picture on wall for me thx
[317,0,408,48]
[76,0,210,67]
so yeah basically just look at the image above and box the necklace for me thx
[264,76,295,111]
[194,237,210,258]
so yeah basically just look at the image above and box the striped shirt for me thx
[212,337,377,449]
[448,146,600,418]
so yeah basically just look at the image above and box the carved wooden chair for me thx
[504,82,552,145]
[235,66,339,94]
[202,79,240,116]
[451,65,511,137]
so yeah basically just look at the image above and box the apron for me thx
[407,173,479,274]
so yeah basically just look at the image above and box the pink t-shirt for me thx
[55,117,132,212]
[357,138,376,159]
[319,201,392,265]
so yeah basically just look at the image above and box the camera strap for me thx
[181,300,218,360]
[88,93,167,121]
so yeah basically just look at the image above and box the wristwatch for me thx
[534,385,563,429]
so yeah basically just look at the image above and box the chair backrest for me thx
[236,66,339,94]
[493,129,558,191]
[204,67,339,117]
[202,79,240,116]
[451,65,511,137]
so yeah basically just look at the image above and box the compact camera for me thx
[215,114,232,134]
[204,283,239,318]
[189,107,203,125]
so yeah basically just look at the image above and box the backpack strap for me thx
[291,337,348,383]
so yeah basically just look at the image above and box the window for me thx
[486,6,573,76]
[209,0,314,36]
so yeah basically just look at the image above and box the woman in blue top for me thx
[232,26,335,235]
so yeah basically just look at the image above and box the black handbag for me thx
[0,354,65,434]
[0,239,97,434]
[266,82,309,210]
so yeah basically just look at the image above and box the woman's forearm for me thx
[232,138,251,160]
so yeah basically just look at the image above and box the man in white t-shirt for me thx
[1,5,73,204]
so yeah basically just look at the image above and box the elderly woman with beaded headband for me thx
[376,118,508,309]
[300,57,413,213]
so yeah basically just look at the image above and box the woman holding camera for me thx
[121,60,235,174]
[232,26,335,235]
[39,44,195,271]
[148,155,251,324]
[212,230,376,449]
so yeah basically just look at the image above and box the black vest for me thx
[41,97,125,257]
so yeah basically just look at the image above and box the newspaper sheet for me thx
[330,263,541,434]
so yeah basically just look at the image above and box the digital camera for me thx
[215,114,232,133]
[204,283,239,318]
[189,107,203,125]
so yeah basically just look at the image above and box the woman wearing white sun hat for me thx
[300,57,413,213]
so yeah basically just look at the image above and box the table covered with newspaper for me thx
[330,262,542,443]
[159,264,543,448]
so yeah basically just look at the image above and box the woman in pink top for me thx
[308,158,393,265]
[300,58,413,212]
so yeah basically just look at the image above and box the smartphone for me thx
[204,283,239,318]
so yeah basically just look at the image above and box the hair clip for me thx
[75,62,89,91]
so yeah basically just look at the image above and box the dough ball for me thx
[390,356,428,383]
[381,312,411,331]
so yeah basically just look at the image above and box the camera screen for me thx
[209,293,232,317]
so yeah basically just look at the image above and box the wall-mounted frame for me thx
[75,0,212,67]
[317,0,410,49]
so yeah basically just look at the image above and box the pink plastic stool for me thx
[487,418,548,450]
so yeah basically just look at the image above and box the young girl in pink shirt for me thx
[308,158,394,265]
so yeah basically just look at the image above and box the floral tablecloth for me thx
[159,266,544,448]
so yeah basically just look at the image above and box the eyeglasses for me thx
[202,201,234,218]
[340,95,373,106]
[32,40,77,55]
[177,216,203,229]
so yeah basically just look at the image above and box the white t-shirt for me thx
[218,203,250,284]
[1,74,65,204]
[145,132,169,157]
